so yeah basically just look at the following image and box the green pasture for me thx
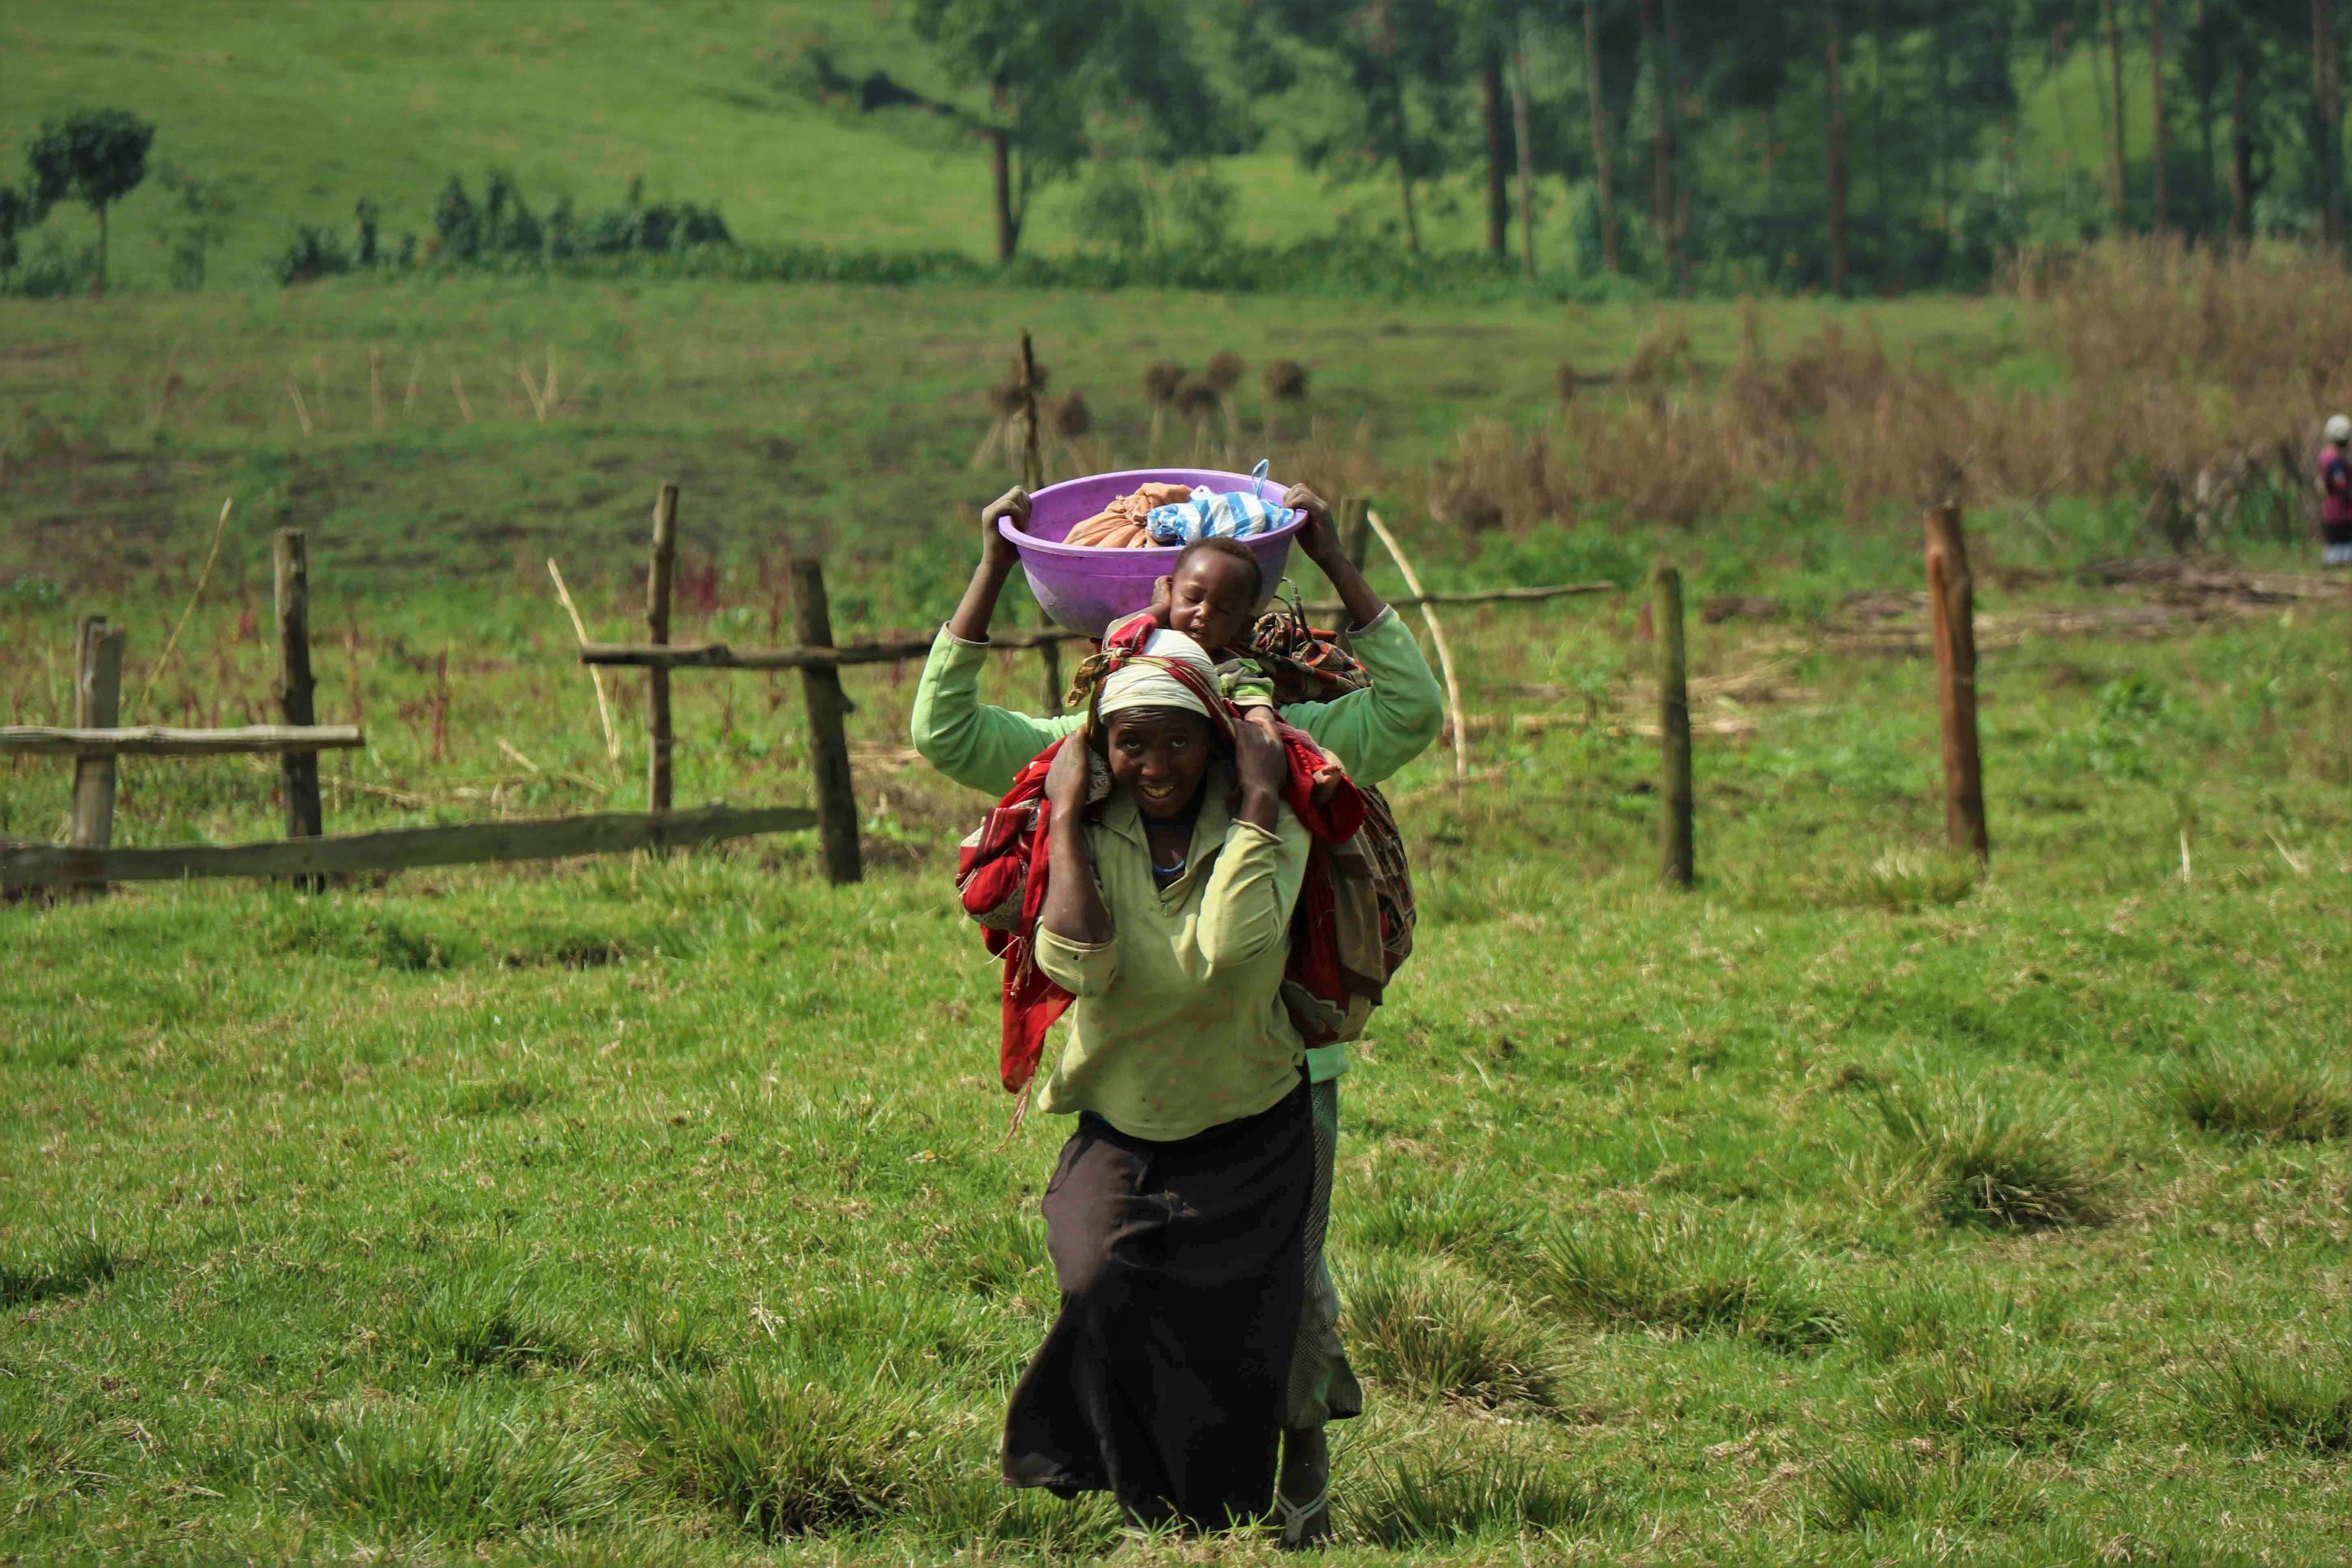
[6,462,2352,1560]
[0,276,2036,618]
[2,0,2177,294]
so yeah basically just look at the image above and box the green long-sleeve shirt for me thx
[908,606,1443,796]
[914,606,1440,1090]
[1033,767,1311,1142]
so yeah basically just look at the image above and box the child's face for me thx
[1166,554,1257,653]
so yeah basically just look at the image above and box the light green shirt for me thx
[1032,764,1311,1142]
[912,607,1439,1087]
[909,606,1443,796]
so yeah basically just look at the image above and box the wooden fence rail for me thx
[575,582,1623,674]
[0,804,815,890]
[2,725,365,758]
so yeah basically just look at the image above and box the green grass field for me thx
[6,571,2352,1562]
[5,22,2350,1553]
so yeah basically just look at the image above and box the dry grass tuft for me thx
[1052,391,1091,439]
[1203,350,1246,392]
[1264,358,1308,400]
[1141,361,1186,407]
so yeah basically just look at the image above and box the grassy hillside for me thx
[1,0,1528,291]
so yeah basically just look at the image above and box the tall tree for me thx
[26,107,154,296]
[1585,0,1621,270]
[2152,0,2170,230]
[1637,0,1677,279]
[1511,20,1540,273]
[1827,5,1850,293]
[1263,0,1460,254]
[912,0,1227,263]
[2105,0,2130,222]
[1482,45,1511,255]
[2316,0,2343,250]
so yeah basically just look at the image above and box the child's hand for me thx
[1147,573,1173,626]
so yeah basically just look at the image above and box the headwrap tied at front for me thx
[1063,616,1229,733]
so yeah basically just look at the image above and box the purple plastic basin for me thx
[1001,467,1303,637]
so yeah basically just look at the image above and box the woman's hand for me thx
[1284,484,1338,566]
[1231,715,1284,830]
[982,488,1030,573]
[950,488,1030,642]
[1043,731,1093,813]
[1281,482,1387,631]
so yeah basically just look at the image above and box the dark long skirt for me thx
[1002,1080,1313,1531]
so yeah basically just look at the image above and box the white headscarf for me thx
[1095,628,1216,721]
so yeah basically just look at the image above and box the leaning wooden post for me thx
[1925,503,1990,863]
[645,484,679,815]
[1019,330,1062,715]
[1341,497,1372,571]
[1651,561,1694,888]
[274,531,326,870]
[69,616,126,893]
[791,558,864,885]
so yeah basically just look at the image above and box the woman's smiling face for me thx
[1103,708,1216,819]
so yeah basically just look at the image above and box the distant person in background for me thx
[2320,415,2352,567]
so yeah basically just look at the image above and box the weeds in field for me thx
[620,1368,913,1540]
[1805,1444,2044,1531]
[1350,1168,1527,1261]
[2168,1049,2352,1143]
[0,1228,117,1307]
[1528,1211,1841,1350]
[1846,849,1982,911]
[1340,1256,1562,1410]
[1348,1442,1599,1546]
[2183,1341,2352,1453]
[254,1394,619,1538]
[400,1272,588,1377]
[1869,1350,2101,1449]
[1859,1080,2109,1231]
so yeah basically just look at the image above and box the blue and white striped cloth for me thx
[1146,460,1296,545]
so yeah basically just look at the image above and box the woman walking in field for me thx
[913,487,1441,1543]
[995,624,1324,1537]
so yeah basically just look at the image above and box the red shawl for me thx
[956,617,1366,1100]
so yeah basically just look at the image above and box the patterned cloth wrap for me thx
[954,612,1372,1106]
[1145,459,1298,545]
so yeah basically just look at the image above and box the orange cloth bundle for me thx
[1060,482,1192,549]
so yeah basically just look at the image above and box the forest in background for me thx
[6,0,2352,297]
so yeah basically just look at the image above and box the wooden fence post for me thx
[69,616,126,893]
[274,531,325,867]
[792,559,864,885]
[1019,330,1063,715]
[1341,497,1372,571]
[1651,561,1694,888]
[1925,503,1990,862]
[645,483,679,815]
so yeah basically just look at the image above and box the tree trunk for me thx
[1393,98,1422,252]
[1665,0,1688,294]
[989,125,1017,263]
[2198,0,2217,216]
[2232,48,2253,240]
[1512,29,1539,275]
[1483,48,1510,258]
[1586,0,1620,271]
[2152,0,2169,231]
[2106,0,2129,224]
[1828,9,1850,294]
[1639,0,1675,278]
[2318,0,2343,252]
